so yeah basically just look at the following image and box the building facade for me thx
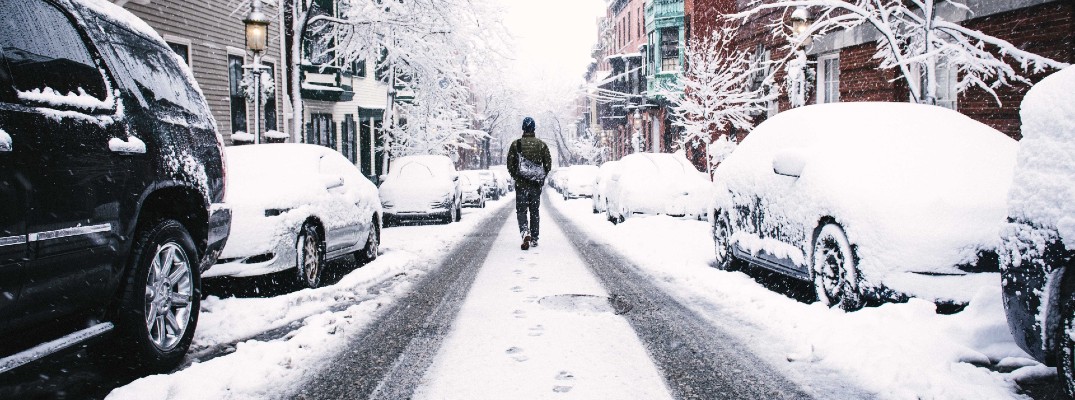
[117,0,286,145]
[641,0,685,155]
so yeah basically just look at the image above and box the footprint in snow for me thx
[528,325,545,336]
[529,276,540,282]
[513,269,523,275]
[506,346,528,362]
[513,309,527,318]
[511,286,523,293]
[525,295,539,303]
[553,371,575,393]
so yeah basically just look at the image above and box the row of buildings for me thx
[114,0,397,180]
[580,0,1073,170]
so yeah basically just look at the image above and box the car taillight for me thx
[216,132,228,202]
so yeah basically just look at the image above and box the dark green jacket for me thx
[507,132,552,188]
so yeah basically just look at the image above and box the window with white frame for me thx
[660,27,679,72]
[913,58,958,110]
[816,53,840,104]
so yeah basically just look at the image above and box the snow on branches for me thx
[734,0,1071,106]
[654,27,776,172]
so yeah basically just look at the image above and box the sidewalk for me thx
[412,206,673,399]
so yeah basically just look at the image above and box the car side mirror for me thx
[772,150,807,178]
[323,175,345,190]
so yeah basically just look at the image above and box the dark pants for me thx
[516,185,541,239]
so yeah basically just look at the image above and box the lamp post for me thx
[244,0,271,144]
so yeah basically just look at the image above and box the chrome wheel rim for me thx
[714,214,730,263]
[302,231,321,285]
[816,236,848,304]
[144,242,193,351]
[366,226,379,259]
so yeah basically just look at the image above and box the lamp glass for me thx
[245,22,268,52]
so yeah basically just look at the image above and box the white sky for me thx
[501,0,606,85]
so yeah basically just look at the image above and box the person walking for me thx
[507,117,552,250]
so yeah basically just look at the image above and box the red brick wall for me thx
[820,2,1073,139]
[958,2,1073,139]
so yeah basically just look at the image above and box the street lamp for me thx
[243,0,272,144]
[789,6,812,48]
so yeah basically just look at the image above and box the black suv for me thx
[0,0,230,374]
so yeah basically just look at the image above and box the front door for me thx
[0,50,27,325]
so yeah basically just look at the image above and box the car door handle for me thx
[108,136,146,154]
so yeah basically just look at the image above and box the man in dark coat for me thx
[506,116,552,250]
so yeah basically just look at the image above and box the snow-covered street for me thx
[1,192,1064,399]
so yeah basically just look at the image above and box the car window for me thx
[91,19,206,119]
[397,163,434,180]
[0,0,109,107]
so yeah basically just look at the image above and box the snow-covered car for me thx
[561,165,600,199]
[489,169,511,195]
[605,153,711,222]
[458,171,487,208]
[547,167,567,192]
[476,170,501,200]
[379,155,463,225]
[1000,66,1075,395]
[592,160,621,213]
[208,144,381,289]
[712,102,1016,310]
[490,165,514,192]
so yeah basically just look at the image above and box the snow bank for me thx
[714,102,1017,301]
[551,197,1041,399]
[1007,65,1075,249]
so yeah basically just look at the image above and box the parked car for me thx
[712,102,1015,311]
[547,167,567,193]
[458,171,487,208]
[476,170,501,200]
[561,165,599,199]
[605,153,711,223]
[490,169,512,194]
[379,155,462,225]
[207,144,381,289]
[0,0,230,374]
[490,165,514,192]
[1000,66,1075,395]
[592,161,621,214]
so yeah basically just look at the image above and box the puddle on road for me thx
[538,294,632,315]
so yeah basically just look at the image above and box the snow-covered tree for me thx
[654,27,775,173]
[734,0,1071,105]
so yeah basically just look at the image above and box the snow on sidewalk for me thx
[412,207,674,400]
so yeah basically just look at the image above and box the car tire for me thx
[296,223,325,289]
[454,202,462,222]
[1057,281,1075,397]
[113,219,200,373]
[356,218,379,265]
[811,223,863,311]
[713,211,743,272]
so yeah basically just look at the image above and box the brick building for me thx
[685,0,1073,148]
[593,0,649,161]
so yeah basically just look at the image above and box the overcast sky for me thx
[501,0,606,85]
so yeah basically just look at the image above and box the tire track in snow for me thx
[294,204,514,400]
[546,198,816,400]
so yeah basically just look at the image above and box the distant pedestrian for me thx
[507,116,552,250]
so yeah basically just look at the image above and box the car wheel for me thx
[296,223,325,289]
[480,196,486,208]
[811,223,862,311]
[114,219,199,372]
[713,211,743,272]
[1059,283,1075,397]
[356,218,379,264]
[454,201,462,222]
